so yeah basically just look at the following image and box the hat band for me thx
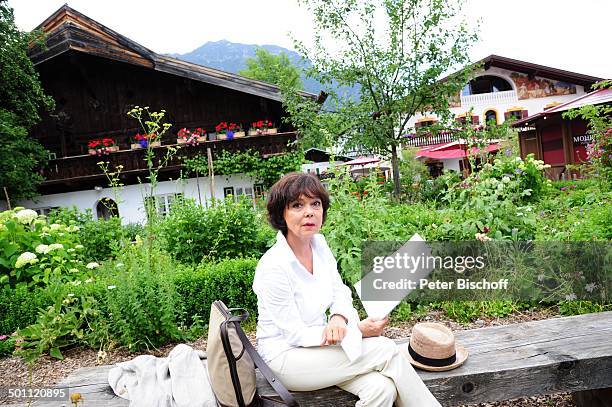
[408,343,457,367]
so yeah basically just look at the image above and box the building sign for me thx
[573,134,593,146]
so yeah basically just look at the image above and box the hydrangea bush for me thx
[0,208,90,286]
[448,153,552,207]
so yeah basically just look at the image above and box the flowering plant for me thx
[251,120,274,131]
[215,122,241,138]
[88,138,117,155]
[177,127,199,145]
[133,133,148,148]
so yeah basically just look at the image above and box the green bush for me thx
[160,198,268,264]
[0,208,89,287]
[0,285,53,334]
[173,258,258,328]
[78,217,125,261]
[102,245,183,351]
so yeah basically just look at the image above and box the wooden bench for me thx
[18,311,612,407]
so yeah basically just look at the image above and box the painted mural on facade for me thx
[510,72,576,100]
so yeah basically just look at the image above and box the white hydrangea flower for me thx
[107,285,117,290]
[67,248,75,253]
[75,244,84,250]
[85,278,94,283]
[502,176,510,183]
[69,268,80,274]
[50,223,62,231]
[35,244,50,254]
[48,243,64,251]
[86,262,100,269]
[66,225,80,232]
[15,209,38,224]
[15,252,38,268]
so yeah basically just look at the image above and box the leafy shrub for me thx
[47,206,93,226]
[0,285,53,334]
[173,258,258,327]
[447,154,551,209]
[102,245,183,351]
[323,171,397,283]
[0,208,89,286]
[0,335,15,357]
[160,198,267,264]
[78,217,125,261]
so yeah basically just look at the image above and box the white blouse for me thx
[253,231,360,362]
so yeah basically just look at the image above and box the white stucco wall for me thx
[14,173,259,224]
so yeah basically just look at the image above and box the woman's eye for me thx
[292,202,302,209]
[313,201,321,207]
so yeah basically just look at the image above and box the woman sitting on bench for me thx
[253,172,441,407]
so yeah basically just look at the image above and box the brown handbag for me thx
[207,300,299,407]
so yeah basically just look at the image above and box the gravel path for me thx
[0,308,577,406]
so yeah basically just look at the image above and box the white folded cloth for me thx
[108,343,216,407]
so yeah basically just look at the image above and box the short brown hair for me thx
[266,172,330,235]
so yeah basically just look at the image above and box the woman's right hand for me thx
[358,316,389,337]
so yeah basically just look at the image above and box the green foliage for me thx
[173,258,259,328]
[184,149,305,188]
[322,169,397,283]
[102,245,183,352]
[160,198,268,264]
[14,289,96,362]
[397,148,431,202]
[435,301,527,324]
[78,217,124,261]
[239,47,303,90]
[288,0,478,196]
[0,335,15,357]
[0,208,90,287]
[558,301,611,316]
[0,1,54,203]
[0,284,53,334]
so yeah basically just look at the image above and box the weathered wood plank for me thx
[20,312,612,406]
[257,312,612,406]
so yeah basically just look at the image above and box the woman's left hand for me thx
[321,314,347,345]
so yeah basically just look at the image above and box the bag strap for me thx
[232,319,299,407]
[220,319,247,407]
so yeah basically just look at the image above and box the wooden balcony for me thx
[40,132,298,193]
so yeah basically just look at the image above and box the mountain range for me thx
[169,40,358,99]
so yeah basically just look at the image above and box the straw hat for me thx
[404,322,468,372]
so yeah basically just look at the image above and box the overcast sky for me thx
[9,0,611,79]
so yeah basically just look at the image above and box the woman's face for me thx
[283,194,323,241]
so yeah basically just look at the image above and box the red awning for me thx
[416,143,501,160]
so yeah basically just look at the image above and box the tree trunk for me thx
[391,144,401,201]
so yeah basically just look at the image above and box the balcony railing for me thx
[41,132,298,185]
[460,90,518,108]
[403,132,459,148]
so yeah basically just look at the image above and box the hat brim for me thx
[402,344,468,372]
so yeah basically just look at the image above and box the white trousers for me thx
[267,336,442,407]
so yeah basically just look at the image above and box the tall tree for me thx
[239,47,304,90]
[287,0,477,197]
[0,0,54,206]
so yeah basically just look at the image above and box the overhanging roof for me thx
[441,54,604,89]
[512,87,612,127]
[28,4,317,102]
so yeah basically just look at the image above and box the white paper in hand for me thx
[354,233,429,318]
